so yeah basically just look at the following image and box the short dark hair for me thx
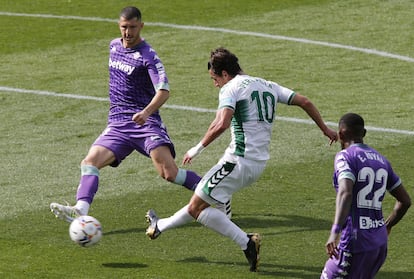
[208,47,242,77]
[120,6,142,21]
[339,113,366,138]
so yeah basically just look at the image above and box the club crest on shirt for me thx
[133,52,141,60]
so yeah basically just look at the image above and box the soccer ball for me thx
[69,215,102,247]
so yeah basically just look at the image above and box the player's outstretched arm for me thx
[183,108,233,165]
[290,93,338,145]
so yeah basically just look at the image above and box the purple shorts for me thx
[93,121,175,167]
[321,243,387,279]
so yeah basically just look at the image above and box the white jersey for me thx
[219,74,295,161]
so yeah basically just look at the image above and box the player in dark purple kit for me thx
[321,113,411,279]
[50,6,201,222]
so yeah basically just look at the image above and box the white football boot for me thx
[50,202,81,223]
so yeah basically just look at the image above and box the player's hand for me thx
[325,233,340,259]
[182,143,205,165]
[132,110,150,125]
[325,128,338,146]
[182,153,193,165]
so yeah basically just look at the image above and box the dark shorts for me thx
[93,121,175,167]
[321,243,387,279]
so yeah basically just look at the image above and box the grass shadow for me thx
[103,222,200,236]
[102,262,148,269]
[103,214,329,237]
[177,258,413,278]
[177,257,322,278]
[103,227,143,236]
[232,213,331,234]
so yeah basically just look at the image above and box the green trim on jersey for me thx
[232,99,249,157]
[287,92,296,105]
[219,104,235,110]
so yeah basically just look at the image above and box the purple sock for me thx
[183,170,201,191]
[76,165,99,204]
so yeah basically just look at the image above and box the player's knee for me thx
[160,171,175,182]
[81,158,96,167]
[187,203,200,219]
[158,166,178,182]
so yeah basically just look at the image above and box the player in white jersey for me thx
[145,47,338,272]
[218,75,294,161]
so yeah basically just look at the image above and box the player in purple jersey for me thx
[49,6,201,223]
[321,113,411,279]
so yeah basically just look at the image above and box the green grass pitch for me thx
[0,1,413,278]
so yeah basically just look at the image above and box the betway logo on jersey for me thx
[109,58,135,75]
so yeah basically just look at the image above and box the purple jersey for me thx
[107,38,169,123]
[333,143,401,253]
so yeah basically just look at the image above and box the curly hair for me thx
[208,47,242,77]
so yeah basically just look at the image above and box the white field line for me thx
[1,86,413,136]
[1,11,414,63]
[1,12,413,135]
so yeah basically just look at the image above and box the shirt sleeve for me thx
[335,151,356,183]
[385,160,402,192]
[218,85,237,110]
[144,48,170,92]
[267,81,295,105]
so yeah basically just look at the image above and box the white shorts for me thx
[195,153,267,206]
